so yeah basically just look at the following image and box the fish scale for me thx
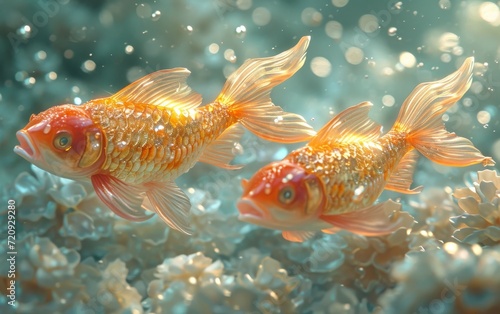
[84,100,235,184]
[286,132,411,215]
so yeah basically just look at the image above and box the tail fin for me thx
[216,36,316,143]
[393,57,495,167]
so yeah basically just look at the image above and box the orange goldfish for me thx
[14,37,315,234]
[238,57,496,242]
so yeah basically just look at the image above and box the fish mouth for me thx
[237,198,265,221]
[14,130,38,161]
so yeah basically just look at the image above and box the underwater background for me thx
[1,0,500,313]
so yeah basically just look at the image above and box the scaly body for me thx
[287,132,410,214]
[238,57,495,242]
[85,100,236,184]
[14,36,316,235]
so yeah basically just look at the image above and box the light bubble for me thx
[208,43,219,54]
[235,25,247,38]
[252,7,271,26]
[310,57,331,77]
[301,7,323,27]
[325,21,342,40]
[136,3,152,19]
[224,49,237,63]
[399,52,416,68]
[358,14,379,33]
[477,111,491,124]
[74,97,82,105]
[440,53,451,63]
[82,60,96,73]
[479,2,499,24]
[236,0,252,10]
[151,10,161,21]
[126,66,146,83]
[35,50,47,61]
[388,27,397,36]
[23,77,36,87]
[64,49,74,59]
[439,0,451,10]
[125,45,134,54]
[186,25,194,33]
[382,95,395,107]
[439,32,459,53]
[345,47,364,65]
[382,67,394,76]
[46,72,57,81]
[332,0,349,8]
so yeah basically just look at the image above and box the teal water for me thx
[1,1,499,313]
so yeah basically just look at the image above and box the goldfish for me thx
[237,57,496,242]
[14,36,316,234]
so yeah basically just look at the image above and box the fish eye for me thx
[53,131,72,151]
[278,186,295,205]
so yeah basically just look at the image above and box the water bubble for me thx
[208,43,219,54]
[399,51,416,68]
[232,143,244,155]
[82,60,96,73]
[301,7,323,27]
[252,7,271,26]
[17,25,32,39]
[438,32,459,53]
[74,97,82,105]
[125,45,134,54]
[388,27,397,36]
[64,49,74,59]
[46,72,57,81]
[382,95,395,107]
[23,77,36,87]
[479,2,500,25]
[15,71,28,82]
[325,20,342,40]
[358,14,379,33]
[345,47,364,65]
[236,0,252,10]
[477,111,491,124]
[439,0,451,10]
[332,0,349,8]
[310,56,331,77]
[224,49,237,63]
[35,50,47,61]
[382,67,395,76]
[136,3,152,19]
[235,25,247,38]
[151,10,161,21]
[186,25,194,34]
[440,53,451,63]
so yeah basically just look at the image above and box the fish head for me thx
[14,104,105,179]
[238,160,326,230]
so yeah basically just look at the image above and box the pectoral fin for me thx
[144,181,192,235]
[384,149,423,194]
[91,174,153,221]
[282,230,316,242]
[319,200,414,236]
[198,123,245,169]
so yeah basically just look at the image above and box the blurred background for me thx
[1,1,500,313]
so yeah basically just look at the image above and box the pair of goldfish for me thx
[15,37,495,242]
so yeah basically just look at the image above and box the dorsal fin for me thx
[111,68,202,110]
[309,101,382,146]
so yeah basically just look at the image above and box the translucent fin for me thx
[321,227,341,234]
[198,123,245,169]
[216,36,316,143]
[320,200,414,236]
[384,149,423,194]
[309,102,382,147]
[111,68,202,110]
[282,230,316,242]
[392,57,495,167]
[144,181,192,235]
[91,174,153,221]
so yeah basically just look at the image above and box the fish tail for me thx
[392,57,495,167]
[215,36,316,143]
